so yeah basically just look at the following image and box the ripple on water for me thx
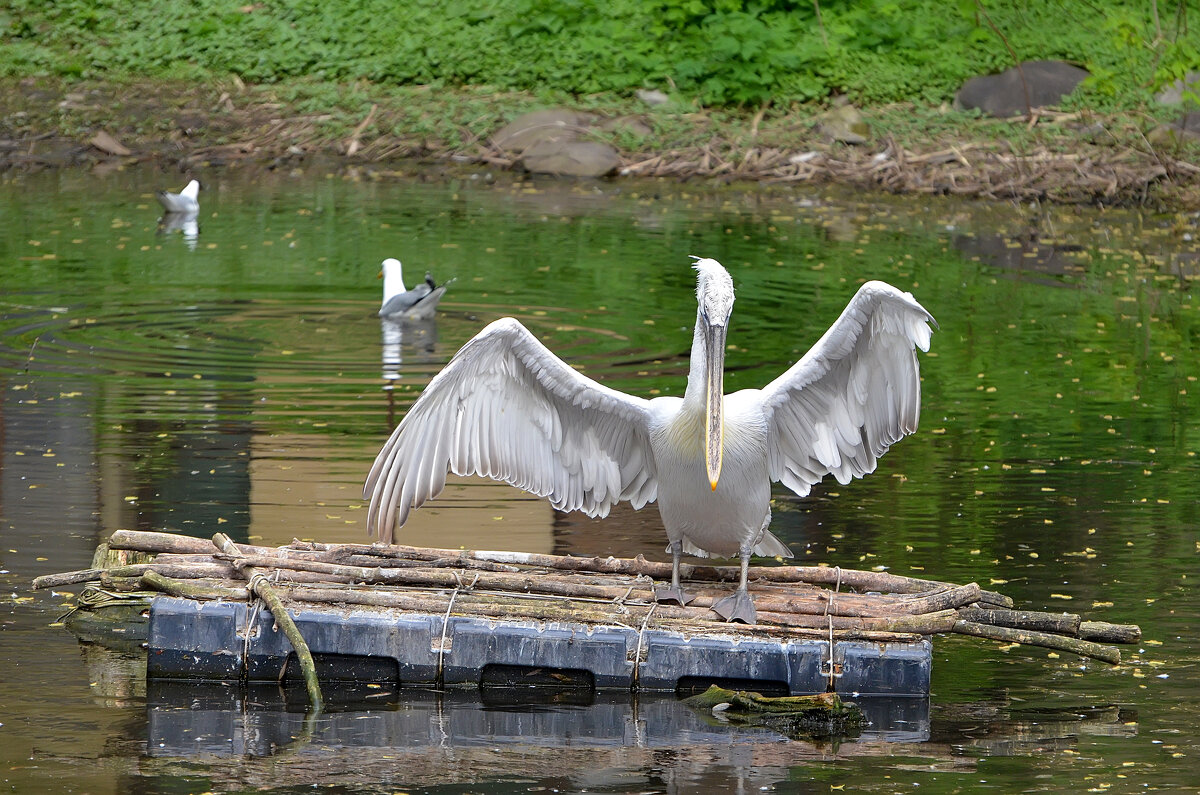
[0,293,686,433]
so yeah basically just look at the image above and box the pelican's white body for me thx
[649,390,782,558]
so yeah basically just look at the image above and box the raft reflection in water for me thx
[144,681,930,776]
[139,680,1137,786]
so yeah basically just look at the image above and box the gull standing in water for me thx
[364,257,935,623]
[155,179,200,214]
[378,257,452,321]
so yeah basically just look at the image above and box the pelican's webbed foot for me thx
[655,584,695,606]
[712,588,757,624]
[658,540,695,606]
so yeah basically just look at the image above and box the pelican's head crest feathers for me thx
[690,256,734,325]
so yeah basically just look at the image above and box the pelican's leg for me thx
[655,540,695,606]
[712,546,757,624]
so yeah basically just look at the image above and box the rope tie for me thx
[819,615,845,689]
[435,587,460,685]
[59,585,156,622]
[819,567,844,689]
[451,570,481,591]
[822,565,842,615]
[243,595,265,680]
[632,602,657,690]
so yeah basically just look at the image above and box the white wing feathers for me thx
[761,280,934,499]
[364,317,658,543]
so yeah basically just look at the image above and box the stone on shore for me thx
[491,109,597,153]
[520,139,620,178]
[955,60,1089,117]
[815,103,869,144]
[491,108,624,178]
[1153,73,1200,143]
[1156,72,1200,107]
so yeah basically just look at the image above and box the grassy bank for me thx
[3,1,1193,110]
[1,2,1197,207]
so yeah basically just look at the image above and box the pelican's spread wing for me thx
[364,317,658,542]
[760,281,935,498]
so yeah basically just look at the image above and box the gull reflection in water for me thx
[381,316,439,423]
[157,211,200,251]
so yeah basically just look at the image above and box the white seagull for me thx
[364,257,935,623]
[378,257,452,321]
[155,179,200,214]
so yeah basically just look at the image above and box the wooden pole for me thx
[34,561,235,589]
[212,533,324,712]
[1079,620,1141,644]
[952,620,1121,665]
[957,607,1081,636]
[142,570,248,600]
[108,529,229,555]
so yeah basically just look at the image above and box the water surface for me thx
[2,164,1198,793]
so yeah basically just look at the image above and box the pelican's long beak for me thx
[377,270,384,280]
[703,316,727,491]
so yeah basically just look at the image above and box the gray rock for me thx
[1150,110,1200,144]
[520,139,620,178]
[491,107,649,177]
[1156,72,1200,107]
[636,89,671,106]
[816,104,869,144]
[955,60,1089,117]
[597,115,653,139]
[1176,110,1200,137]
[491,109,597,153]
[90,129,131,156]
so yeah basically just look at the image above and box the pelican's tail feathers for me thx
[752,529,794,559]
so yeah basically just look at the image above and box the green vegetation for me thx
[1,0,1194,109]
[2,1,1196,208]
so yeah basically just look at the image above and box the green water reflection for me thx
[1,165,1197,793]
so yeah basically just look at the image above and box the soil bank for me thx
[3,77,1198,211]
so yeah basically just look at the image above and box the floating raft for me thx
[37,529,1141,704]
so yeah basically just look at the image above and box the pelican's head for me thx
[690,257,734,490]
[181,179,201,199]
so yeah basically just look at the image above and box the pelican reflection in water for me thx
[364,257,935,623]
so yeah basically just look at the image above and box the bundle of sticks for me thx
[37,529,1140,669]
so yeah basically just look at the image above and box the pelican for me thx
[364,257,935,623]
[155,179,200,214]
[378,257,452,321]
